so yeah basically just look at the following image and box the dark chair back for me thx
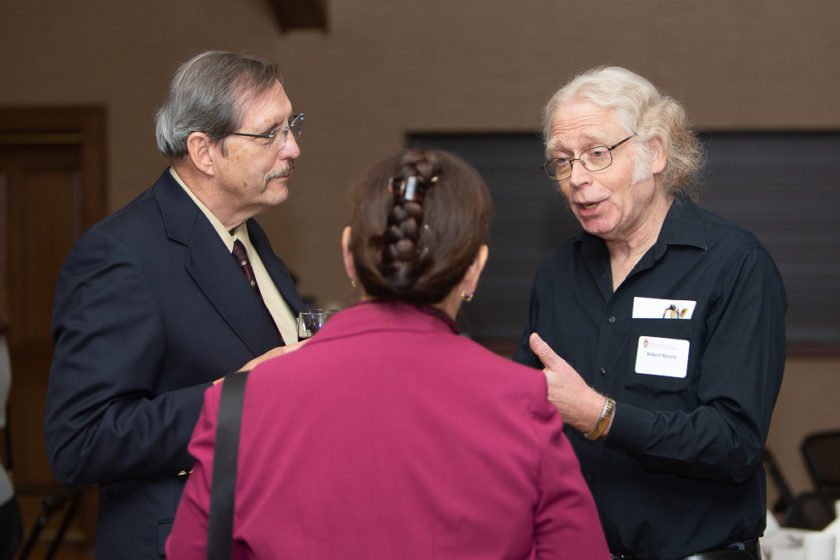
[763,448,795,514]
[782,488,840,530]
[801,430,840,489]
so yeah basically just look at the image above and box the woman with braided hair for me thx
[168,149,609,559]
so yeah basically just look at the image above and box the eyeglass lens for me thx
[268,113,303,150]
[545,146,613,180]
[269,113,304,151]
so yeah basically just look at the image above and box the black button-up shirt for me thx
[513,197,787,559]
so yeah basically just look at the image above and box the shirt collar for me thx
[651,196,708,261]
[317,301,459,341]
[169,167,243,252]
[575,195,708,258]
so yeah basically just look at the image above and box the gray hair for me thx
[155,51,283,159]
[543,66,703,198]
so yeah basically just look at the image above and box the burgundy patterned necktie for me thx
[232,239,284,344]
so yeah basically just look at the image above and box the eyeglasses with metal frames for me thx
[542,135,634,181]
[228,113,304,151]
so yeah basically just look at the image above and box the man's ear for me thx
[648,137,667,175]
[341,226,358,283]
[185,132,216,176]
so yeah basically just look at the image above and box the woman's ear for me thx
[460,244,489,295]
[186,132,215,176]
[341,226,358,283]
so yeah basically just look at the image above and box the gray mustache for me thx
[267,161,295,182]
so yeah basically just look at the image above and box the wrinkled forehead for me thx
[545,101,624,154]
[235,80,292,129]
[545,130,615,154]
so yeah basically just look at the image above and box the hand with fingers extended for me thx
[529,333,613,437]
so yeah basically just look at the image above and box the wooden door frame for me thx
[0,106,107,230]
[0,106,107,550]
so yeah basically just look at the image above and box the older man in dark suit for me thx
[44,51,305,558]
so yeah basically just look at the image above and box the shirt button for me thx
[600,367,607,376]
[586,473,593,481]
[608,316,616,324]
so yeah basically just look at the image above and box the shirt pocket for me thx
[624,318,697,398]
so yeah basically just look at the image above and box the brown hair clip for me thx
[387,175,439,203]
[388,175,422,203]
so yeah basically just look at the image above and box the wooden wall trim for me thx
[264,0,327,31]
[0,106,107,230]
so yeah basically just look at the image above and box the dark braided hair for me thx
[348,149,492,306]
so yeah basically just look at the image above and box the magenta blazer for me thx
[167,302,609,559]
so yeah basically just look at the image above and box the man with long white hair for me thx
[514,66,786,560]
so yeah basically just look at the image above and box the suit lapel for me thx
[185,223,282,354]
[153,171,282,356]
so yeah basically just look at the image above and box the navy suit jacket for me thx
[44,170,303,558]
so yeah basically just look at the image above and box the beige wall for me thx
[2,0,838,496]
[3,0,840,303]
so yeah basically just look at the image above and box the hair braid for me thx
[379,151,440,294]
[348,149,492,307]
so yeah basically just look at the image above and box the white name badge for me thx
[635,336,690,378]
[632,297,696,319]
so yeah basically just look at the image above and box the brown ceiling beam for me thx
[264,0,328,32]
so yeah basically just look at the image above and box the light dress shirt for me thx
[170,168,297,343]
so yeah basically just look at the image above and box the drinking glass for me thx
[296,308,337,340]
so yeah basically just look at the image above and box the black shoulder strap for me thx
[206,370,249,560]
